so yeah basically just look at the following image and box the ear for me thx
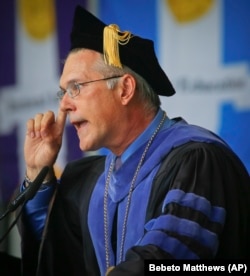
[119,74,136,105]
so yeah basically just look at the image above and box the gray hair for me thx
[94,53,161,112]
[69,48,161,112]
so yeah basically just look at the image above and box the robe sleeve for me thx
[18,155,105,276]
[109,142,250,275]
[23,181,57,240]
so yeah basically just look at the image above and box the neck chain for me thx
[104,112,166,275]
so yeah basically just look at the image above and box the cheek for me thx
[94,97,117,121]
[91,106,117,141]
[77,90,117,127]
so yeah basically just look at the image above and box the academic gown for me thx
[18,118,250,276]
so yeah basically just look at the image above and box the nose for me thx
[59,93,75,113]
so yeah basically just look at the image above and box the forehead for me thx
[60,50,101,85]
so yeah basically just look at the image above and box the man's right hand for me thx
[24,109,67,180]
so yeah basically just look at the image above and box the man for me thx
[18,5,250,276]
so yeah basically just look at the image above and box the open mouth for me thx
[71,120,87,130]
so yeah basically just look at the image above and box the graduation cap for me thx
[70,6,175,97]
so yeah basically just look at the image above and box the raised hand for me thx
[24,109,67,180]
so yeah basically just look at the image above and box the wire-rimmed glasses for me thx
[56,75,123,99]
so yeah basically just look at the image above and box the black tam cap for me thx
[70,6,175,97]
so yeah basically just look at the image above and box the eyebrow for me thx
[59,80,77,90]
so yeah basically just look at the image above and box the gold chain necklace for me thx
[104,112,166,275]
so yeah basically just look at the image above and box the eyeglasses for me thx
[57,75,123,99]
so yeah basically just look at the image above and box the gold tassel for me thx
[103,24,132,68]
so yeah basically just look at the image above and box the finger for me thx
[40,111,56,137]
[56,108,67,130]
[41,111,56,128]
[34,113,44,137]
[26,118,35,138]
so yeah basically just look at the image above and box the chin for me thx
[79,135,100,152]
[79,141,94,152]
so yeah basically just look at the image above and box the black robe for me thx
[18,142,250,276]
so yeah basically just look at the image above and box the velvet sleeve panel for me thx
[109,142,250,275]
